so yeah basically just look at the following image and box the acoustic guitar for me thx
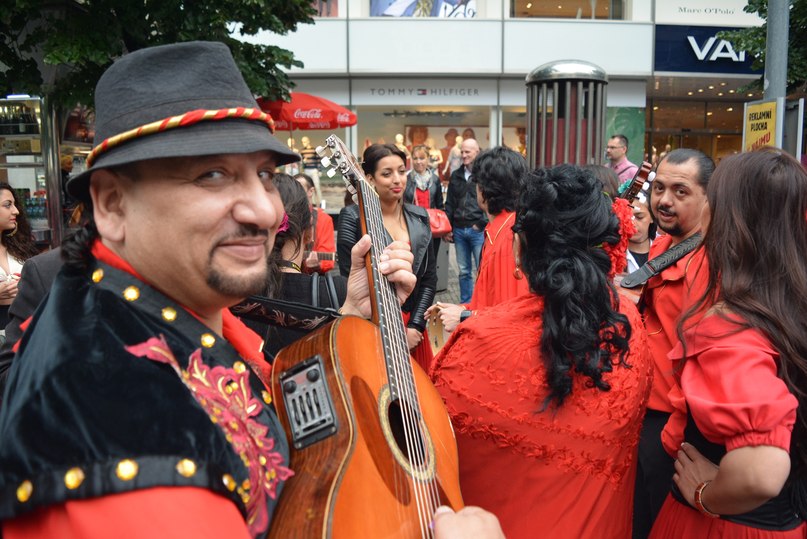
[268,135,464,538]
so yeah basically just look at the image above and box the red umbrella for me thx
[257,92,357,131]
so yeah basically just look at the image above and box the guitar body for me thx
[268,315,463,538]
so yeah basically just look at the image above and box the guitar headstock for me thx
[316,135,364,203]
[619,161,655,203]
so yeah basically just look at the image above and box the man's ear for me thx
[90,169,128,243]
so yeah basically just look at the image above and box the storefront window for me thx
[510,0,623,19]
[649,100,706,131]
[502,107,527,157]
[312,0,339,17]
[647,98,745,163]
[370,0,478,18]
[705,101,742,132]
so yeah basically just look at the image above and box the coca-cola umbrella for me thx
[257,92,356,131]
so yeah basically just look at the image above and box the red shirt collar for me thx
[90,240,266,369]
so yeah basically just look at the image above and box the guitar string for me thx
[366,186,433,537]
[367,178,443,534]
[362,179,433,535]
[365,173,443,534]
[332,138,433,534]
[360,176,438,536]
[338,136,441,536]
[359,177,429,534]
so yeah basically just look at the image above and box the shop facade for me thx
[252,0,764,169]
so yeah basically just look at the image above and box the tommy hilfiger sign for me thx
[353,79,496,105]
[369,87,480,97]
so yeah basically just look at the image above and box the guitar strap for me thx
[620,233,702,290]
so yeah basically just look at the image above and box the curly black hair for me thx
[514,165,631,409]
[472,147,527,215]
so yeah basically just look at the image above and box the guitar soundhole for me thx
[387,399,426,468]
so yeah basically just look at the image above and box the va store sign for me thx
[655,25,759,74]
[687,35,746,62]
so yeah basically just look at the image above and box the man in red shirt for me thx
[632,148,714,539]
[0,41,416,538]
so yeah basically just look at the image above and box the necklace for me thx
[278,260,301,273]
[486,213,515,246]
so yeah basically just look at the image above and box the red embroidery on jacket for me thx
[126,336,293,536]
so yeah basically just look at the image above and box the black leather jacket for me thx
[337,203,436,332]
[403,171,444,210]
[444,166,487,230]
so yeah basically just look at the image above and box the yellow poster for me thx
[744,101,777,152]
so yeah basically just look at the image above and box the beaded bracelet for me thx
[694,480,720,518]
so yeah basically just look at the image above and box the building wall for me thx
[242,0,763,163]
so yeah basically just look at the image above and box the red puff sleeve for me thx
[662,316,798,457]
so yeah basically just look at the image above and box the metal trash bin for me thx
[526,60,608,168]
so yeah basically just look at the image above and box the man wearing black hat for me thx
[0,42,416,537]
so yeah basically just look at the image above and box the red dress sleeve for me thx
[2,487,251,539]
[662,316,797,456]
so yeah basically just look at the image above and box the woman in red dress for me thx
[427,147,531,332]
[649,149,807,538]
[430,164,652,538]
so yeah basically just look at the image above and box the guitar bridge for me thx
[278,355,338,450]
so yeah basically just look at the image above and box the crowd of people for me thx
[0,40,806,539]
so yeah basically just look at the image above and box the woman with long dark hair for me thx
[337,143,437,370]
[0,183,38,331]
[232,174,346,357]
[650,149,807,538]
[430,164,651,538]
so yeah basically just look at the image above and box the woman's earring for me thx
[6,223,17,238]
[513,258,523,280]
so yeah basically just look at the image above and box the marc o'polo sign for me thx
[743,99,782,152]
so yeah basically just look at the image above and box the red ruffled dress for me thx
[430,293,652,539]
[650,315,805,539]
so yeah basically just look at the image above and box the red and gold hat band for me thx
[86,107,276,167]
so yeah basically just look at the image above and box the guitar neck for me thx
[322,135,417,403]
[304,251,336,262]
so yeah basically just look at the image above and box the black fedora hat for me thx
[67,41,300,200]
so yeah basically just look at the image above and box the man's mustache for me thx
[221,224,270,242]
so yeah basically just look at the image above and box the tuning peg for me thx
[326,168,337,178]
[315,145,328,157]
[320,156,332,168]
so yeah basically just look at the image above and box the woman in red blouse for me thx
[649,149,807,538]
[430,164,651,538]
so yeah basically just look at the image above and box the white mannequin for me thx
[425,137,443,171]
[443,135,463,178]
[394,133,411,160]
